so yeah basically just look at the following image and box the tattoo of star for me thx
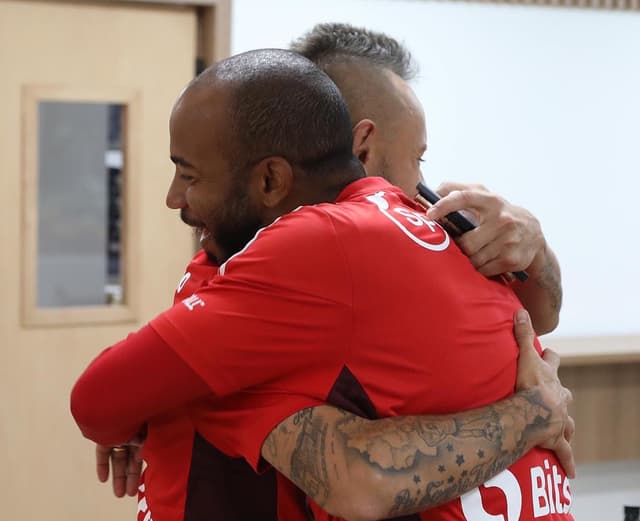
[448,475,455,484]
[413,475,421,484]
[438,464,446,473]
[446,443,454,452]
[456,454,465,466]
[477,449,485,458]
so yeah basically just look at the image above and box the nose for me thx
[166,175,187,209]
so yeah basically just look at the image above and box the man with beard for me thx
[72,49,574,521]
[291,23,562,335]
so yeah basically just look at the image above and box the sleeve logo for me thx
[182,294,205,311]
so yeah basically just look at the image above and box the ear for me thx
[352,119,377,166]
[251,156,294,208]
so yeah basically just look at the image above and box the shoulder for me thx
[219,205,345,278]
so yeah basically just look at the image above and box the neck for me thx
[261,165,364,226]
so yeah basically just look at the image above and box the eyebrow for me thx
[170,155,196,169]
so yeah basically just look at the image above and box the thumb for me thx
[435,181,465,197]
[514,309,536,355]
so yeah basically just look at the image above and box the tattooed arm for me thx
[261,311,574,521]
[425,183,562,334]
[510,244,562,334]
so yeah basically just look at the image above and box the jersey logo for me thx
[460,461,572,520]
[182,294,205,311]
[366,191,450,251]
[531,458,572,515]
[461,469,521,521]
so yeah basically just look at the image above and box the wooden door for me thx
[0,1,197,518]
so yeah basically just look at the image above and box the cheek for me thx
[387,132,425,194]
[185,192,211,225]
[396,164,422,196]
[183,187,198,211]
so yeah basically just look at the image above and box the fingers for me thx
[514,308,546,392]
[426,187,542,279]
[541,347,561,373]
[435,181,487,198]
[426,189,491,222]
[455,213,534,274]
[455,225,498,259]
[96,444,111,483]
[96,444,143,497]
[564,386,574,406]
[553,436,576,479]
[558,415,576,478]
[125,446,143,497]
[564,415,576,444]
[467,243,524,278]
[111,447,129,498]
[460,225,529,274]
[513,309,536,355]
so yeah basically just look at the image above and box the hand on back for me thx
[512,309,575,478]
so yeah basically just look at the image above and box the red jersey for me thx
[150,177,573,521]
[137,250,278,521]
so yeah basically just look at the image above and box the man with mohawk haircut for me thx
[291,23,562,335]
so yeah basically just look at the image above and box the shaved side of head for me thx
[291,23,418,142]
[291,24,427,195]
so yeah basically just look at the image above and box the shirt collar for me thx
[336,176,402,202]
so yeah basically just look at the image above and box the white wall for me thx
[571,460,640,520]
[232,5,640,515]
[231,0,640,339]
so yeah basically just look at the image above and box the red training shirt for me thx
[149,177,573,521]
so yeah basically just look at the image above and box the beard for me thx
[210,194,263,263]
[180,209,205,233]
[201,172,263,264]
[178,168,264,264]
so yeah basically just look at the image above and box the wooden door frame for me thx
[130,0,232,65]
[14,0,232,65]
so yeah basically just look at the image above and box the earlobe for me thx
[352,119,376,165]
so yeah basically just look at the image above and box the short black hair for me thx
[200,48,358,177]
[291,23,416,81]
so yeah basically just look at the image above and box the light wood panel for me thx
[0,1,199,519]
[552,335,640,366]
[560,362,640,463]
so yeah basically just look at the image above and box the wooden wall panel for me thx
[560,362,640,462]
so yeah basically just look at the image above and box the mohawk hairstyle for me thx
[290,22,417,81]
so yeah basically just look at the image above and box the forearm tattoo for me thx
[276,389,552,517]
[289,409,330,506]
[534,255,562,314]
